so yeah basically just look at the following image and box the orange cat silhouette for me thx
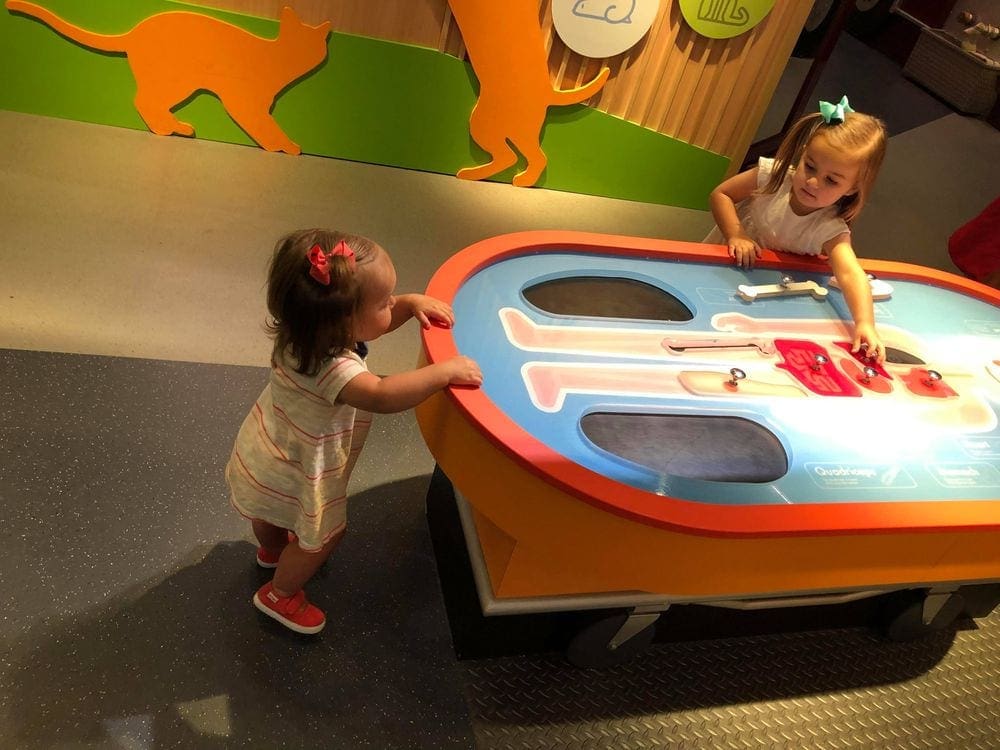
[5,2,330,155]
[447,0,610,187]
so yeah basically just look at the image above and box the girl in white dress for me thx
[707,97,888,364]
[226,228,482,634]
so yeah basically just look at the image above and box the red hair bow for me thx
[307,244,331,285]
[307,240,355,285]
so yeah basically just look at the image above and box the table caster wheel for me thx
[880,590,965,642]
[566,610,657,668]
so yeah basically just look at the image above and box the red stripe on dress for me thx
[252,402,289,460]
[317,356,356,387]
[228,496,347,548]
[273,363,329,404]
[242,421,350,482]
[272,404,359,443]
[310,520,347,550]
[233,450,348,516]
[249,407,349,479]
[234,450,298,501]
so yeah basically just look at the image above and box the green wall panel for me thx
[1,0,728,209]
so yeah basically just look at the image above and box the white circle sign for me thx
[552,0,662,59]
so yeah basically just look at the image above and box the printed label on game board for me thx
[927,463,1000,488]
[966,320,1000,336]
[959,437,1000,459]
[805,463,916,489]
[698,287,743,305]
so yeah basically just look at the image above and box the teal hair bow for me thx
[819,95,853,124]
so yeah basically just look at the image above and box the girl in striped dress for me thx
[226,228,482,634]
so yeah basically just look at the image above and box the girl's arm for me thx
[824,234,885,364]
[387,293,455,332]
[709,167,761,269]
[337,356,482,413]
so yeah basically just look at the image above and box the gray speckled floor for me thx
[0,349,475,749]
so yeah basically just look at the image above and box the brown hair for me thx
[264,228,379,376]
[762,110,887,222]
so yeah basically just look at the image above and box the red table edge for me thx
[422,230,1000,539]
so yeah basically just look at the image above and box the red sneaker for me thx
[252,582,325,634]
[255,532,298,569]
[256,546,282,568]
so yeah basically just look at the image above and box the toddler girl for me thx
[226,228,482,634]
[707,96,888,364]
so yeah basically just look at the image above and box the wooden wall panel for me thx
[196,0,456,49]
[197,0,811,172]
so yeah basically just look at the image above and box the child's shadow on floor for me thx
[4,476,475,749]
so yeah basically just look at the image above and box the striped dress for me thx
[226,349,371,551]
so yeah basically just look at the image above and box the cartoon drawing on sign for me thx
[679,0,774,39]
[697,0,749,26]
[572,0,637,24]
[5,2,330,155]
[553,0,660,60]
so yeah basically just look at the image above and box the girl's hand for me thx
[444,355,483,386]
[407,294,455,329]
[852,323,885,365]
[728,234,761,269]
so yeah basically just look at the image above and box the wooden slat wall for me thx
[198,0,454,49]
[195,0,812,172]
